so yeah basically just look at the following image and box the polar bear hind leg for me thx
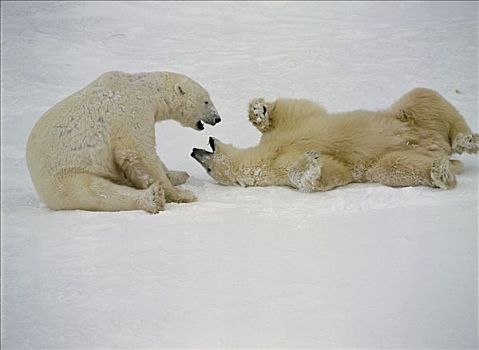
[50,173,166,213]
[366,151,457,189]
[451,133,479,154]
[392,88,476,154]
[449,159,464,174]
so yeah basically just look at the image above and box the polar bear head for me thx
[191,137,239,185]
[169,74,221,131]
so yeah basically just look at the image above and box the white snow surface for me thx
[1,2,478,349]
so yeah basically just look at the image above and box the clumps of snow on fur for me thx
[288,151,322,192]
[237,166,266,186]
[249,98,270,132]
[452,133,479,154]
[431,156,456,189]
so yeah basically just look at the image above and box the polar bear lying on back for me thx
[192,88,477,191]
[27,71,221,213]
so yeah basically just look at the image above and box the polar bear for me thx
[192,88,478,192]
[26,71,221,213]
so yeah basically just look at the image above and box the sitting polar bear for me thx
[192,88,478,192]
[27,71,221,213]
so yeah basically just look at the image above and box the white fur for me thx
[27,71,218,212]
[198,88,478,192]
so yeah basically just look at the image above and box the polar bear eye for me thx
[204,101,209,105]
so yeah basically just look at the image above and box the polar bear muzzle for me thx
[196,112,221,130]
[191,148,213,169]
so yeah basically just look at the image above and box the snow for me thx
[1,1,478,348]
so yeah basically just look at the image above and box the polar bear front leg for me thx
[249,98,273,133]
[155,158,190,186]
[119,151,156,189]
[148,155,196,203]
[288,151,322,192]
[288,151,353,192]
[167,170,190,186]
[115,149,196,203]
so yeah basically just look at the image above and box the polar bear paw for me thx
[288,151,322,192]
[141,181,166,213]
[431,156,456,189]
[167,170,190,186]
[452,133,479,154]
[167,188,197,203]
[249,98,271,132]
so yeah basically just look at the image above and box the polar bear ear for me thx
[174,83,186,96]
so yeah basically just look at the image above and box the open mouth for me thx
[191,137,217,163]
[191,147,212,162]
[209,136,216,152]
[196,115,221,131]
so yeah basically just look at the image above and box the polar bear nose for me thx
[191,148,213,165]
[209,112,221,125]
[201,112,221,126]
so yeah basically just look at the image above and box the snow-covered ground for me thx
[1,2,478,349]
